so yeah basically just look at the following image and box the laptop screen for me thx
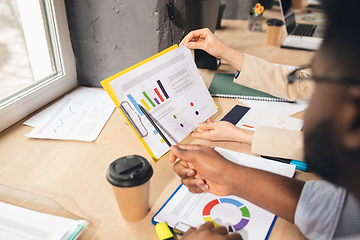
[279,0,296,34]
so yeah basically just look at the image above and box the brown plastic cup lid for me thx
[266,19,284,26]
[106,155,153,188]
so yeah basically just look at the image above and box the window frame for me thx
[0,0,77,133]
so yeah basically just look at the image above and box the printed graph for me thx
[202,198,250,232]
[277,117,286,129]
[53,106,77,134]
[127,79,170,115]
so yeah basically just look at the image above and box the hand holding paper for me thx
[191,119,254,144]
[101,45,217,161]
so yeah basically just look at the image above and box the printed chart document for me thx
[236,108,303,131]
[153,147,296,240]
[25,87,115,142]
[239,99,309,116]
[0,201,84,240]
[221,105,303,131]
[101,45,218,161]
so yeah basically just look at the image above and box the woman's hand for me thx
[179,28,229,59]
[191,118,254,145]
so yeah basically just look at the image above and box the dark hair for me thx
[320,0,360,77]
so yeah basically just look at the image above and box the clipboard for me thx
[101,45,218,162]
[101,45,178,162]
[151,147,297,239]
[151,183,278,239]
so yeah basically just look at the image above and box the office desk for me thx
[0,17,320,239]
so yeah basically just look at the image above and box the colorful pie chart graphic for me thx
[202,198,250,232]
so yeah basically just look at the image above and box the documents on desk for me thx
[152,147,296,240]
[101,45,217,161]
[24,87,115,142]
[0,201,85,240]
[237,108,303,131]
[222,105,303,131]
[239,99,309,116]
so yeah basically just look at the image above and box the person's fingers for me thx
[182,226,196,237]
[197,122,215,131]
[181,178,207,193]
[205,118,213,124]
[169,148,177,163]
[173,160,195,178]
[190,130,211,140]
[190,122,215,139]
[170,145,203,163]
[171,144,203,153]
[198,221,215,230]
[179,32,193,46]
[185,41,206,51]
[227,233,243,240]
[212,226,228,235]
[179,29,204,46]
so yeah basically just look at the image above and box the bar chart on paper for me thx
[126,79,170,115]
[103,46,218,160]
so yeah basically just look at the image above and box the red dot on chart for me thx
[190,102,194,107]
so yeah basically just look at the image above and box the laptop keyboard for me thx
[292,23,317,36]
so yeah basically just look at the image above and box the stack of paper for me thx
[0,201,85,240]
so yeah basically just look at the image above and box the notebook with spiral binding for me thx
[208,73,295,103]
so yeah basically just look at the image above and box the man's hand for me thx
[181,222,242,240]
[169,144,238,196]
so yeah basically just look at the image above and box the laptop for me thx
[279,0,325,51]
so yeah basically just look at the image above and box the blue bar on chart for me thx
[157,80,169,99]
[127,94,143,116]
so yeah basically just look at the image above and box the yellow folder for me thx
[100,45,178,162]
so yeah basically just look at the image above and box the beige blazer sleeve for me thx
[234,54,315,101]
[252,125,304,161]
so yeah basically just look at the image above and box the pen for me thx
[139,105,172,147]
[261,155,308,172]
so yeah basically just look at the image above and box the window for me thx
[0,0,77,132]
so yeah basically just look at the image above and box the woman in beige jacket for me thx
[180,28,315,161]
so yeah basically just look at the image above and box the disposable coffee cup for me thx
[266,19,284,46]
[292,0,302,10]
[106,155,153,222]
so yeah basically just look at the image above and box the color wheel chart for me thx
[202,198,250,232]
[126,79,169,116]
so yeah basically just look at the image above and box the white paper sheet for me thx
[239,99,309,116]
[108,46,218,159]
[153,147,296,240]
[0,201,83,240]
[25,87,115,141]
[235,108,303,131]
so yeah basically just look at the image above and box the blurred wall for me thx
[64,0,185,87]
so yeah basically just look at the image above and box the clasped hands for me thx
[169,144,242,240]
